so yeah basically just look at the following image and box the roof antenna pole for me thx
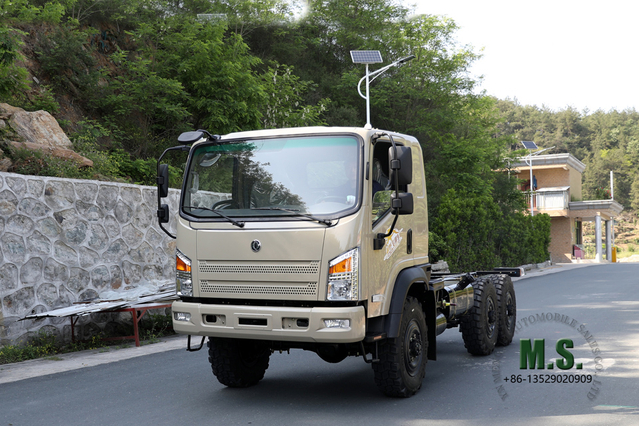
[365,63,371,129]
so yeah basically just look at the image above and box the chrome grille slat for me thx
[200,281,317,296]
[198,261,319,275]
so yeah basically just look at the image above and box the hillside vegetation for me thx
[3,0,631,269]
[495,100,639,210]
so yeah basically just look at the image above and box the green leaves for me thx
[432,189,551,271]
[0,25,29,100]
[97,50,189,153]
[0,0,69,24]
[35,25,101,97]
[432,189,501,271]
[133,18,264,134]
[260,63,329,128]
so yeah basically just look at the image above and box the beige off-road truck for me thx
[156,126,519,397]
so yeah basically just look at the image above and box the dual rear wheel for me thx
[461,274,517,356]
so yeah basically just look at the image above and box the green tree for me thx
[133,17,265,134]
[95,51,190,156]
[432,189,501,271]
[204,0,295,36]
[0,25,29,100]
[35,24,102,100]
[260,63,329,128]
[0,0,70,24]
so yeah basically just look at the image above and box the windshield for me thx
[181,135,360,220]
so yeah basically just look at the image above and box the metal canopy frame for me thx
[521,141,555,216]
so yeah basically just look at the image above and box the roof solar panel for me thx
[521,141,538,150]
[350,50,383,64]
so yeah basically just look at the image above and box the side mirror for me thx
[157,204,170,224]
[157,164,169,198]
[388,146,412,186]
[157,164,170,225]
[391,192,413,215]
[178,130,205,144]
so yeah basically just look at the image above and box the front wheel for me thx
[207,337,271,388]
[373,296,428,397]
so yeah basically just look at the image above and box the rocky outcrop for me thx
[0,103,93,168]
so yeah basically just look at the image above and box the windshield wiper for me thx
[252,207,333,226]
[184,206,245,228]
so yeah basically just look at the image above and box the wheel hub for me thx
[404,320,423,376]
[486,297,496,338]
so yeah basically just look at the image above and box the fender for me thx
[382,264,437,360]
[385,264,431,336]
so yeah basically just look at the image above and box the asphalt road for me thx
[1,263,638,426]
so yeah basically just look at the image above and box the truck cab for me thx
[158,126,516,397]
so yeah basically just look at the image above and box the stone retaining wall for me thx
[0,171,180,346]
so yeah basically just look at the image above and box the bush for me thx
[139,312,174,342]
[431,188,551,271]
[35,25,102,100]
[25,84,60,113]
[0,25,30,102]
[6,145,92,179]
[432,189,501,271]
[0,330,58,364]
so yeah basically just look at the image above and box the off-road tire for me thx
[461,277,499,356]
[373,296,428,397]
[494,274,516,346]
[207,337,271,388]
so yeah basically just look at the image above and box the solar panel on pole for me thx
[350,51,383,64]
[521,141,538,150]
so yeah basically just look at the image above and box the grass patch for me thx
[0,331,106,365]
[139,312,175,343]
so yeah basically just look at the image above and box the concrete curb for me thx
[512,261,606,282]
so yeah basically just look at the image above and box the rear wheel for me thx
[494,274,516,346]
[373,296,428,397]
[461,277,499,356]
[207,337,271,387]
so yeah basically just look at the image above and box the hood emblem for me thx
[251,240,261,252]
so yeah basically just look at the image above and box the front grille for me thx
[197,260,321,299]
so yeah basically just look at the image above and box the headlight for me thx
[176,249,193,297]
[327,248,359,301]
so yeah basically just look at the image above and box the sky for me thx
[414,1,639,112]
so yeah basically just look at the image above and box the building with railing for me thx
[511,153,623,263]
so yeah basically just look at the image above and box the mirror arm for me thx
[374,214,399,250]
[156,145,190,240]
[373,133,401,250]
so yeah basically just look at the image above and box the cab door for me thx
[365,139,414,318]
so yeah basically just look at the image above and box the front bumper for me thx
[171,301,366,343]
